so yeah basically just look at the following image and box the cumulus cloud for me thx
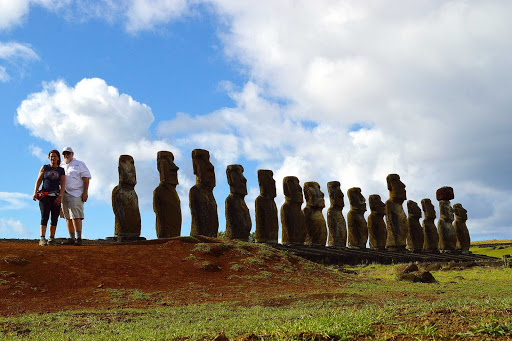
[16,78,177,205]
[0,41,39,82]
[0,218,29,236]
[0,192,32,210]
[154,1,512,239]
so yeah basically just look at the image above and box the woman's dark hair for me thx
[48,149,61,166]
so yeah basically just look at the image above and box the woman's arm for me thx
[33,166,44,201]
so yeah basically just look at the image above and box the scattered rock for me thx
[97,283,104,288]
[398,273,420,282]
[235,333,259,341]
[213,332,229,341]
[417,271,436,283]
[3,256,29,266]
[424,263,442,272]
[398,271,436,283]
[396,263,418,274]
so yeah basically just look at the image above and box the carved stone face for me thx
[283,176,303,203]
[387,174,407,202]
[304,182,325,208]
[453,203,468,220]
[227,164,247,195]
[157,151,179,185]
[348,187,366,212]
[192,149,215,188]
[327,181,344,209]
[119,155,136,186]
[369,194,385,214]
[421,199,436,220]
[258,169,276,198]
[439,200,454,222]
[407,200,422,218]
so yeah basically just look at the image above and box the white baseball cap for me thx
[62,146,74,153]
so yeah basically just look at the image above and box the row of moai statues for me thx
[111,149,471,254]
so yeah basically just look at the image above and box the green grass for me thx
[470,245,512,258]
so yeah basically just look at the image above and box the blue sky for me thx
[1,1,511,242]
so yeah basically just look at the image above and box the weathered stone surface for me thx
[303,182,327,246]
[453,203,471,254]
[153,151,181,238]
[327,181,347,247]
[424,262,442,271]
[396,263,419,274]
[436,186,454,201]
[438,200,457,252]
[397,271,436,283]
[385,174,407,251]
[421,199,439,252]
[407,200,424,252]
[368,194,386,250]
[281,176,306,244]
[189,149,218,237]
[255,170,279,243]
[112,155,141,238]
[417,271,436,283]
[398,273,420,282]
[347,187,368,249]
[225,164,251,241]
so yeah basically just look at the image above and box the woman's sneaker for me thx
[39,238,47,246]
[47,237,56,246]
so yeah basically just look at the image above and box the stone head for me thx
[327,181,344,209]
[226,164,247,196]
[119,154,136,186]
[421,198,436,220]
[369,194,385,214]
[453,203,468,221]
[347,187,366,212]
[283,176,303,203]
[304,182,325,208]
[387,174,407,202]
[257,169,276,198]
[439,200,454,222]
[157,151,179,185]
[407,200,422,219]
[192,149,215,188]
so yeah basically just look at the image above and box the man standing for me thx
[60,147,91,246]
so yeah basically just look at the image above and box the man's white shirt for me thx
[61,158,91,197]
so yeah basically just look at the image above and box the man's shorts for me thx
[61,192,85,220]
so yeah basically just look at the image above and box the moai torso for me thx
[438,200,457,252]
[153,151,181,238]
[303,182,327,246]
[225,164,251,241]
[189,149,218,237]
[347,187,368,249]
[385,174,407,251]
[326,181,347,247]
[255,170,278,243]
[407,200,424,252]
[453,203,471,254]
[281,176,306,244]
[368,194,386,250]
[112,155,141,237]
[421,198,438,251]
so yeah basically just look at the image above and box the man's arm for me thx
[82,177,89,202]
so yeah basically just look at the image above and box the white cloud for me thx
[0,192,32,210]
[0,41,39,81]
[125,0,191,32]
[0,0,30,30]
[16,78,178,205]
[0,218,29,236]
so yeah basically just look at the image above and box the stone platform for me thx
[270,244,497,265]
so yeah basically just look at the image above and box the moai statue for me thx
[281,176,306,244]
[406,200,424,252]
[255,170,278,243]
[437,186,457,253]
[327,181,347,247]
[189,149,219,237]
[453,203,471,254]
[112,155,142,239]
[421,198,439,252]
[225,164,251,241]
[303,182,327,246]
[385,174,407,251]
[368,194,386,250]
[153,151,181,238]
[347,187,368,249]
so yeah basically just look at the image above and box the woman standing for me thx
[33,150,66,246]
